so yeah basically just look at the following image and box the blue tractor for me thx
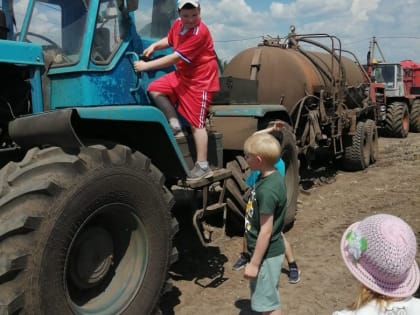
[0,0,299,314]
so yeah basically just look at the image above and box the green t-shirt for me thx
[244,170,286,258]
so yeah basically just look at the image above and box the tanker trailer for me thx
[210,27,381,230]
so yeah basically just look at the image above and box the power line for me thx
[374,35,420,40]
[214,36,261,43]
[343,35,420,46]
[216,34,420,45]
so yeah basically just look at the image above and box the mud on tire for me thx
[0,144,177,315]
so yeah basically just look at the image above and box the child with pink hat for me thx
[333,213,420,314]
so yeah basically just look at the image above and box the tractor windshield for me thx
[373,64,396,88]
[15,0,89,67]
[91,0,127,63]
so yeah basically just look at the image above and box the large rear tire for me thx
[0,145,176,315]
[410,99,420,133]
[384,102,409,138]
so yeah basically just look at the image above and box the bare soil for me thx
[160,133,420,315]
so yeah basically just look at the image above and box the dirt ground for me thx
[159,133,420,315]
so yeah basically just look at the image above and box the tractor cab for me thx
[372,63,404,97]
[2,0,177,111]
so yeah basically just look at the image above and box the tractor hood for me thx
[0,40,44,66]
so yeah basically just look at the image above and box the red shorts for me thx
[147,72,214,128]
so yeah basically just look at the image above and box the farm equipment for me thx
[366,37,420,137]
[213,27,384,233]
[0,0,381,314]
[213,26,381,175]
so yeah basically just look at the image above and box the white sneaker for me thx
[187,163,213,182]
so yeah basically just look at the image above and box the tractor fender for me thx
[209,104,292,150]
[210,104,292,124]
[9,107,189,178]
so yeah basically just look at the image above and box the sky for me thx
[199,0,420,64]
[6,0,420,66]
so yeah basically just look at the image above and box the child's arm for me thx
[244,213,273,279]
[143,37,170,57]
[134,37,177,72]
[134,53,179,72]
[252,120,285,136]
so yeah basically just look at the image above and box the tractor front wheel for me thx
[410,99,420,132]
[385,102,409,138]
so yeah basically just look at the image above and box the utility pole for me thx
[367,36,387,64]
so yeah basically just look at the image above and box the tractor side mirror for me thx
[117,0,138,12]
[105,1,118,18]
[126,0,139,11]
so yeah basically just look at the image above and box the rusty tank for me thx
[211,27,380,171]
[210,28,382,230]
[222,41,368,115]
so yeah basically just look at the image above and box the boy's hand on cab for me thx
[133,60,147,73]
[143,46,154,58]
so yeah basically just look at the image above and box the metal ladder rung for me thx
[198,202,226,214]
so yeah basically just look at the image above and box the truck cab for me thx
[372,63,404,97]
[370,60,420,135]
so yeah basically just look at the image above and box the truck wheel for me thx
[366,119,379,164]
[225,123,299,232]
[385,102,409,138]
[342,121,370,171]
[0,145,176,315]
[409,99,420,132]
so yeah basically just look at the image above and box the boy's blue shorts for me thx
[250,254,284,312]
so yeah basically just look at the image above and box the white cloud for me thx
[11,0,419,65]
[350,0,380,21]
[201,0,420,64]
[270,2,296,18]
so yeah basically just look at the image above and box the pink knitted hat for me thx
[341,213,420,298]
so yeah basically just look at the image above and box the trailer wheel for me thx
[342,121,370,171]
[225,122,299,233]
[0,145,176,315]
[409,99,420,132]
[366,119,379,164]
[385,102,409,138]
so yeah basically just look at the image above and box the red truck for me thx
[367,38,420,137]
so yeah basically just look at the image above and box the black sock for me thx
[288,261,298,269]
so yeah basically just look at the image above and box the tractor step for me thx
[177,168,232,189]
[177,168,232,247]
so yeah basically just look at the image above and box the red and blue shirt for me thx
[168,18,219,92]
